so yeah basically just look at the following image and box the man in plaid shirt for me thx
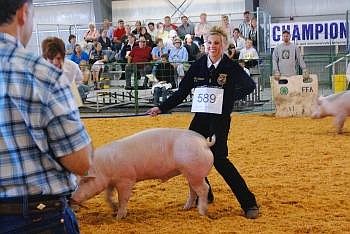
[0,1,93,233]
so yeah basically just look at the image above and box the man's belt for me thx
[0,195,66,215]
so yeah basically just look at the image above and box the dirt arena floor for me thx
[78,113,350,234]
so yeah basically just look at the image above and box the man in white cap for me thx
[184,34,199,61]
[169,37,188,85]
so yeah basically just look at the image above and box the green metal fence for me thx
[79,54,348,117]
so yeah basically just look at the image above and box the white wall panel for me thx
[260,0,349,22]
[33,2,95,25]
[112,0,247,24]
[29,1,96,55]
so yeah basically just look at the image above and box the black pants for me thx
[189,113,257,211]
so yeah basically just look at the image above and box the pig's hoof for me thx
[116,211,127,220]
[197,204,208,216]
[116,214,126,220]
[111,204,118,213]
[183,201,196,210]
[198,209,207,216]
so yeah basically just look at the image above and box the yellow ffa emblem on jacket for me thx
[217,73,227,86]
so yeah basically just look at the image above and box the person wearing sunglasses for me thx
[227,43,239,60]
[125,36,152,89]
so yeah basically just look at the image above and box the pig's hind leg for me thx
[333,113,346,134]
[184,176,209,215]
[183,184,197,210]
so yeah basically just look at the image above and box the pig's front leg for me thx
[106,186,118,212]
[334,114,346,134]
[116,180,135,219]
[183,185,197,210]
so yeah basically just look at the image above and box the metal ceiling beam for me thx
[167,0,187,17]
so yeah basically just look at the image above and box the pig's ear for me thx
[79,175,96,184]
[79,169,97,182]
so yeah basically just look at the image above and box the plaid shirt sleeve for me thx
[42,77,91,158]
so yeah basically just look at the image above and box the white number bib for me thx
[191,87,224,114]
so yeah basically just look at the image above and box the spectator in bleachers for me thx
[120,24,131,46]
[272,30,307,78]
[169,37,188,84]
[140,26,153,47]
[151,38,169,78]
[98,29,112,51]
[194,13,211,45]
[113,19,126,51]
[177,15,195,40]
[70,44,89,65]
[163,16,177,32]
[249,17,258,48]
[79,60,91,85]
[119,33,136,62]
[42,37,89,105]
[239,38,259,68]
[84,22,99,43]
[125,36,152,89]
[156,22,169,42]
[220,15,233,40]
[196,43,206,60]
[238,11,252,39]
[132,20,142,39]
[120,33,136,63]
[238,59,251,76]
[65,34,76,57]
[232,28,245,52]
[147,22,157,42]
[89,42,108,89]
[164,29,178,50]
[226,43,239,60]
[184,34,199,61]
[152,38,169,62]
[153,54,175,105]
[81,39,93,54]
[102,18,114,40]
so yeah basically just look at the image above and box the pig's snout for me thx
[310,100,321,119]
[71,190,84,204]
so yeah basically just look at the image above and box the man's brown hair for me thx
[41,37,65,60]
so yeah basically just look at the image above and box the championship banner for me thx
[270,20,347,48]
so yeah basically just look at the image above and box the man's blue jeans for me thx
[0,198,79,234]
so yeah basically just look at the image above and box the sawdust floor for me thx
[78,113,350,234]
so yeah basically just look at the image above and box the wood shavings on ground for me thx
[78,113,350,234]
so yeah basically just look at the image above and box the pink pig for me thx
[311,90,350,133]
[71,128,215,219]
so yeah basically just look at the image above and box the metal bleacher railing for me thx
[77,53,346,116]
[78,59,273,115]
